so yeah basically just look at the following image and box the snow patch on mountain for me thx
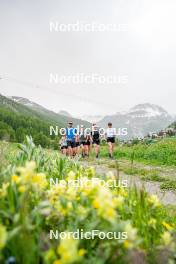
[79,115,104,123]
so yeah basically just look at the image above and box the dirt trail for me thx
[81,159,176,206]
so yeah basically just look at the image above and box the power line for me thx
[0,74,117,109]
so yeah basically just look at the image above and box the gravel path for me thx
[81,160,176,206]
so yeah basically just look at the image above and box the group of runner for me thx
[59,121,116,159]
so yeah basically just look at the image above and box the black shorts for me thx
[107,137,115,143]
[61,146,67,150]
[93,139,100,145]
[85,141,91,146]
[67,141,76,148]
[76,142,80,147]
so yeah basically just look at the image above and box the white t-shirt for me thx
[106,128,116,138]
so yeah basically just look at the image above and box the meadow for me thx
[0,137,176,264]
[101,138,176,166]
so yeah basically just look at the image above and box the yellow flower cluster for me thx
[1,159,176,262]
[162,221,173,231]
[92,185,119,223]
[147,194,161,208]
[47,169,125,222]
[11,161,48,193]
[53,233,85,264]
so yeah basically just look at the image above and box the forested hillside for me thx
[0,94,89,148]
[169,121,176,129]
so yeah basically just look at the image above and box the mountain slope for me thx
[58,110,72,117]
[9,96,90,126]
[0,94,55,146]
[0,94,90,147]
[98,103,174,139]
[168,121,176,129]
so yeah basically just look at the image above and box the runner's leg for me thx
[81,143,85,157]
[95,143,99,158]
[108,142,112,157]
[112,142,114,157]
[85,144,88,156]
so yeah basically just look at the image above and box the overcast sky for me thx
[0,0,176,116]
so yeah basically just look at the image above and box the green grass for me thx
[2,140,176,191]
[0,141,18,170]
[107,161,176,191]
[123,166,176,191]
[101,138,176,166]
[160,180,176,191]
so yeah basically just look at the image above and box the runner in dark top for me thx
[91,124,100,158]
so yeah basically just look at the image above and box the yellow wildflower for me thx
[18,185,26,193]
[11,175,21,184]
[15,162,48,193]
[57,233,80,264]
[67,171,76,180]
[66,186,77,200]
[92,186,117,223]
[92,199,100,209]
[106,208,116,218]
[78,248,86,256]
[162,221,173,231]
[148,194,161,207]
[124,240,129,249]
[17,161,36,183]
[32,173,48,190]
[53,260,61,264]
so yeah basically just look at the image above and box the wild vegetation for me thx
[0,137,176,264]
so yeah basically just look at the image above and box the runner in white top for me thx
[106,122,116,158]
[107,127,116,138]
